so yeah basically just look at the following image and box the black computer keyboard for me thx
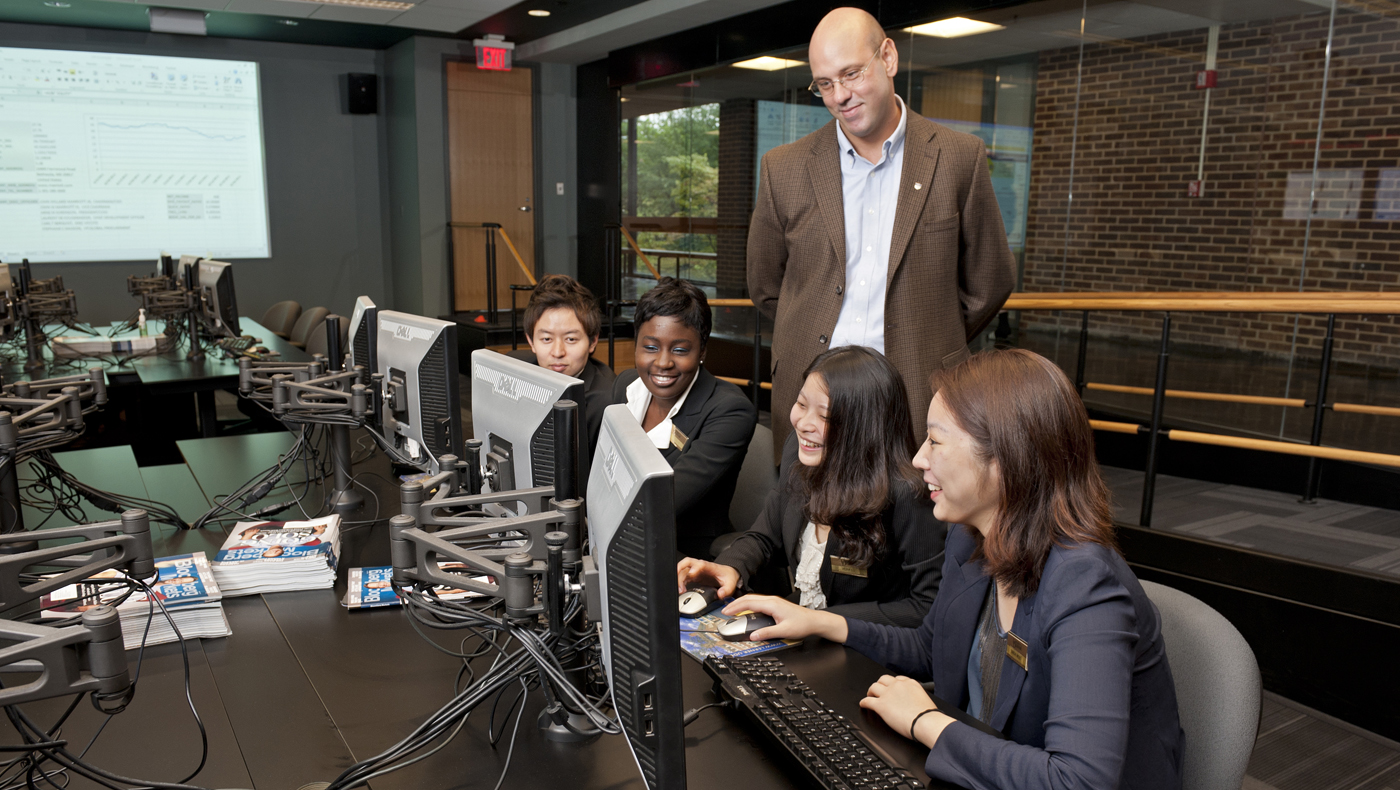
[216,335,258,355]
[703,655,926,790]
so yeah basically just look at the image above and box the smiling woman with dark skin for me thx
[612,278,756,559]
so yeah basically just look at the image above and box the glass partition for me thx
[615,0,1400,575]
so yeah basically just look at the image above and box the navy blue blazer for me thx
[845,525,1184,790]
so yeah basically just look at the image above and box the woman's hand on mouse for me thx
[676,558,740,598]
[722,594,849,644]
[859,675,955,748]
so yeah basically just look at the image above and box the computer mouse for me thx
[679,585,722,617]
[718,613,777,642]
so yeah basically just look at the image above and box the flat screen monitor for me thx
[376,311,463,474]
[470,349,584,494]
[586,404,686,790]
[196,259,240,338]
[348,296,377,373]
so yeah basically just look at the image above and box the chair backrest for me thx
[728,422,777,531]
[260,300,302,339]
[1140,580,1261,790]
[304,315,350,360]
[289,306,330,348]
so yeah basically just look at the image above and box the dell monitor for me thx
[470,349,585,494]
[376,311,463,474]
[196,260,240,338]
[587,404,685,790]
[348,296,378,373]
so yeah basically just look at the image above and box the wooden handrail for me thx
[1167,430,1400,468]
[1085,382,1307,408]
[619,227,662,281]
[1003,295,1400,313]
[1043,291,1389,300]
[708,298,754,308]
[1333,402,1400,418]
[1090,419,1143,435]
[494,227,536,286]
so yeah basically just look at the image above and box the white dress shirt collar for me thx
[624,371,700,450]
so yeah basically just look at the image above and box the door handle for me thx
[519,206,531,212]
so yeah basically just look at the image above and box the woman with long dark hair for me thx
[678,345,945,627]
[725,349,1183,790]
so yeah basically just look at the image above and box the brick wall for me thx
[717,98,756,298]
[1023,9,1400,366]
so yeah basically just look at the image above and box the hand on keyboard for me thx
[860,676,953,747]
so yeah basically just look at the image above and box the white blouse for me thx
[794,522,828,611]
[624,373,699,450]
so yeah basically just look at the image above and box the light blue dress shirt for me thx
[828,96,908,355]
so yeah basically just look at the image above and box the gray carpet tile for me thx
[1249,696,1400,790]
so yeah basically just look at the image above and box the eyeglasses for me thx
[808,45,885,98]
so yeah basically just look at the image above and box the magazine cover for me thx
[41,551,222,616]
[343,564,493,609]
[679,607,796,662]
[215,515,342,568]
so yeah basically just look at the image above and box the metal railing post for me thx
[484,224,499,321]
[1075,310,1090,396]
[1140,313,1172,528]
[1302,313,1337,503]
[606,225,616,370]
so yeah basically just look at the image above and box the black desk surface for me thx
[3,317,308,388]
[4,435,941,790]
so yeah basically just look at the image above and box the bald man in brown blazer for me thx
[748,8,1015,458]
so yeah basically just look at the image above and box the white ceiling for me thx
[88,0,518,33]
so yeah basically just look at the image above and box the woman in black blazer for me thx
[612,278,756,560]
[725,349,1183,790]
[503,274,615,459]
[677,346,945,627]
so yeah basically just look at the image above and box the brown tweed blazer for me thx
[747,113,1016,457]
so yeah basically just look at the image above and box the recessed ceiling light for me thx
[732,56,805,71]
[277,19,298,25]
[527,9,550,16]
[44,2,71,7]
[904,17,1004,38]
[283,0,414,9]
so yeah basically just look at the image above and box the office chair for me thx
[288,306,330,349]
[710,423,777,558]
[304,315,350,360]
[1141,580,1261,790]
[260,300,302,339]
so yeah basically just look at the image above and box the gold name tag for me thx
[669,424,688,452]
[1006,632,1028,671]
[829,556,867,578]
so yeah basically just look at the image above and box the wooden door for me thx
[446,62,535,313]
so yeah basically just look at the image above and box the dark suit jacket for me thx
[845,526,1184,790]
[504,349,615,460]
[747,113,1017,459]
[715,433,945,628]
[611,367,756,559]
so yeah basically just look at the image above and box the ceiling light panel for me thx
[732,56,805,71]
[904,17,1005,38]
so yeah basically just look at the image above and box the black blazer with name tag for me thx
[715,432,946,628]
[611,367,756,559]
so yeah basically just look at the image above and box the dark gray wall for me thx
[0,22,392,328]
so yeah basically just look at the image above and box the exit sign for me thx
[473,36,515,71]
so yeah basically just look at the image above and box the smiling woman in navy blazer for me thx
[727,349,1184,790]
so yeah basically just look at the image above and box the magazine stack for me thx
[41,551,231,650]
[212,515,342,596]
